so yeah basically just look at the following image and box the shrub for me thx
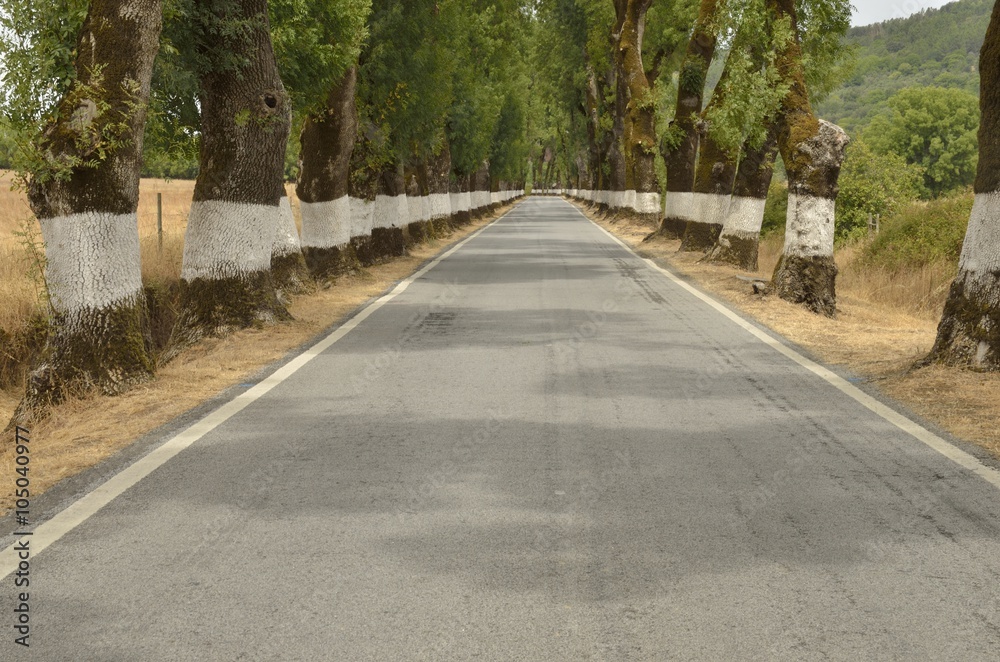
[858,189,973,271]
[835,138,923,242]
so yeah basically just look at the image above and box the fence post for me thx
[157,192,163,254]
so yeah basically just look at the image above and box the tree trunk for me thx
[606,63,628,214]
[660,0,719,238]
[616,0,660,225]
[471,161,492,219]
[451,171,472,227]
[297,66,359,280]
[768,0,849,317]
[683,66,737,252]
[172,0,292,349]
[926,4,1000,368]
[349,129,380,267]
[404,160,433,245]
[585,65,603,194]
[14,0,161,423]
[428,142,454,234]
[372,164,407,260]
[272,194,310,300]
[709,125,779,270]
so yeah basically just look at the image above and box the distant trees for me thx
[866,86,980,198]
[819,0,990,134]
[834,139,924,240]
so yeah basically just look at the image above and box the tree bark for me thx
[348,128,380,266]
[172,0,292,349]
[927,3,1000,368]
[606,63,627,213]
[297,66,360,280]
[708,124,780,270]
[451,169,473,227]
[615,0,660,225]
[584,64,603,194]
[272,194,310,299]
[660,0,719,238]
[372,164,407,260]
[471,161,492,220]
[404,160,433,245]
[14,0,161,422]
[427,142,455,235]
[683,66,737,252]
[768,0,849,317]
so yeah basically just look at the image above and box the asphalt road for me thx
[6,196,1000,660]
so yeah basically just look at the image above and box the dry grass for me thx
[0,205,502,513]
[588,205,1000,459]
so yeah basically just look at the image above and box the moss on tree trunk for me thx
[710,232,760,271]
[684,64,737,253]
[769,0,849,317]
[660,0,719,237]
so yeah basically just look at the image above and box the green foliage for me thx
[141,29,201,179]
[835,139,924,241]
[705,0,851,157]
[270,0,371,112]
[761,179,789,237]
[679,60,707,96]
[796,0,856,102]
[859,191,974,270]
[0,0,88,181]
[817,0,989,134]
[0,123,17,168]
[865,86,979,198]
[358,0,458,169]
[0,0,88,127]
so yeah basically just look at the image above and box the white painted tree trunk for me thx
[14,0,161,423]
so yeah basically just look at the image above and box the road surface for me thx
[5,196,1000,660]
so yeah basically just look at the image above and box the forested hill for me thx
[817,0,990,133]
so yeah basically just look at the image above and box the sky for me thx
[852,0,959,26]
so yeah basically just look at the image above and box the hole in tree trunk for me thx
[263,94,278,109]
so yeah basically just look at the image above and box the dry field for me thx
[584,204,1000,459]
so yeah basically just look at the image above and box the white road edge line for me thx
[572,199,1000,491]
[0,205,519,579]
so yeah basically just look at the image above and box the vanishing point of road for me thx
[5,196,1000,660]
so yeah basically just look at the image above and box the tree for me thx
[927,3,1000,369]
[865,86,980,198]
[170,0,293,349]
[708,123,780,270]
[613,0,660,223]
[2,0,161,422]
[834,138,923,241]
[683,63,737,252]
[660,0,720,237]
[768,0,850,317]
[297,66,362,279]
[705,0,849,268]
[269,0,371,288]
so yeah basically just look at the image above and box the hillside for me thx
[818,0,991,134]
